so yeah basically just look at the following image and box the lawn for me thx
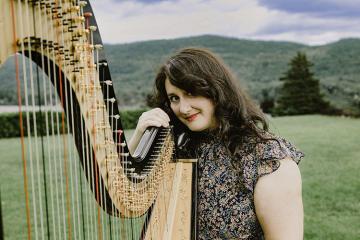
[269,115,360,240]
[1,115,359,239]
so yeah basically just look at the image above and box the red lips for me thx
[186,113,198,122]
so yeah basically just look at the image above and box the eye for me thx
[168,95,179,103]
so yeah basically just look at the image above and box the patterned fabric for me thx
[193,133,304,240]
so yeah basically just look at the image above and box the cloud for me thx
[257,0,360,18]
[115,0,168,3]
[131,0,167,3]
[89,0,360,45]
[251,4,360,45]
[91,0,269,42]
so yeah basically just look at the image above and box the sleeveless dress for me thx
[191,133,304,240]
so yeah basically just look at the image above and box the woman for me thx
[129,48,304,239]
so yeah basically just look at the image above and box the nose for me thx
[179,98,192,115]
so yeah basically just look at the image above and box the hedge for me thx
[0,108,147,138]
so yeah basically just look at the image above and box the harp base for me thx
[144,160,196,240]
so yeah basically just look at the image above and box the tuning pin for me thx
[79,1,87,7]
[89,26,97,32]
[94,44,103,50]
[83,12,93,18]
[103,80,113,86]
[111,114,120,119]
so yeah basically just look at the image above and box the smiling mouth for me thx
[186,113,198,122]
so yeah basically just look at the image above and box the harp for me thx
[0,0,197,239]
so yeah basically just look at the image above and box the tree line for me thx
[262,52,353,116]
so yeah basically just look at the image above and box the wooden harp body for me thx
[0,0,197,239]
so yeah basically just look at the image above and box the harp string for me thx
[3,1,182,239]
[60,0,79,236]
[31,1,52,238]
[78,6,91,240]
[47,2,64,238]
[89,22,102,239]
[40,2,59,238]
[35,2,51,239]
[21,1,41,238]
[69,2,84,239]
[80,10,92,236]
[62,5,72,234]
[55,0,73,235]
[76,5,92,236]
[77,37,87,238]
[94,45,103,239]
[51,3,67,239]
[61,1,81,238]
[28,1,48,236]
[10,0,32,239]
[116,120,123,238]
[97,48,112,239]
[115,99,121,239]
[103,65,114,239]
[84,12,97,238]
[41,3,55,238]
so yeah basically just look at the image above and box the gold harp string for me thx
[20,0,42,238]
[4,1,185,239]
[10,0,32,238]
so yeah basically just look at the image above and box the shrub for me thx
[0,108,148,138]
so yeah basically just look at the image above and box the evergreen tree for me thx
[274,52,329,115]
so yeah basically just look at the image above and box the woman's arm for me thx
[128,108,170,155]
[254,158,303,240]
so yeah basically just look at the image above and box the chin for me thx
[186,122,209,132]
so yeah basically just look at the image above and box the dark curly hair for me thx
[151,47,269,155]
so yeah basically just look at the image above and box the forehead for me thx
[164,78,183,94]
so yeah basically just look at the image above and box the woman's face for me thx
[165,78,217,132]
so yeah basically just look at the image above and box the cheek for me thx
[170,104,180,117]
[205,103,216,121]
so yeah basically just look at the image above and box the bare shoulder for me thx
[256,158,302,194]
[254,158,303,240]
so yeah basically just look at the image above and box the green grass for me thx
[1,115,359,239]
[0,133,144,240]
[269,115,360,240]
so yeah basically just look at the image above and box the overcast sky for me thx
[90,0,360,46]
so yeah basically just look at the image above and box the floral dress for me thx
[192,133,304,240]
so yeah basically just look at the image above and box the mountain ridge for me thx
[0,35,359,113]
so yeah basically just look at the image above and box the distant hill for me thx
[0,35,359,113]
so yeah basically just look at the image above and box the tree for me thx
[274,52,329,115]
[260,88,275,114]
